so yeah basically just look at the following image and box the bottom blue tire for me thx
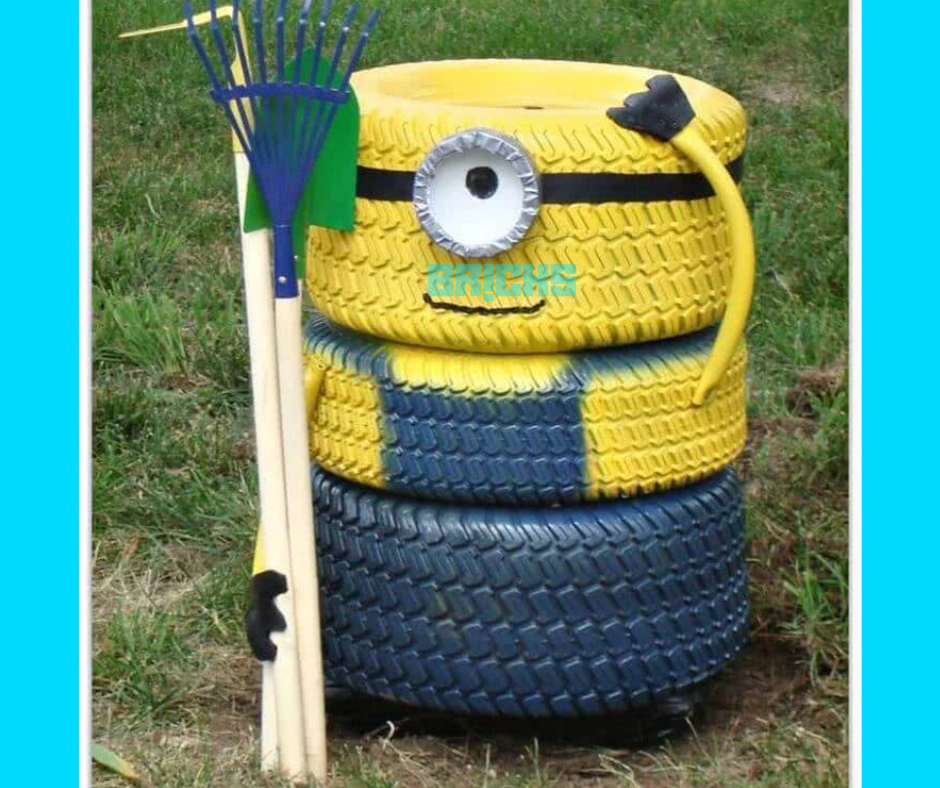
[309,466,749,718]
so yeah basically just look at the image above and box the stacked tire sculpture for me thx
[298,60,751,718]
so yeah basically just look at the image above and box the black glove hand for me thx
[245,570,288,661]
[607,74,695,141]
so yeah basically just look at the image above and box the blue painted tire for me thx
[315,466,749,718]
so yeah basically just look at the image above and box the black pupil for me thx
[465,166,499,199]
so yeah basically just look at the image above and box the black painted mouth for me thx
[422,293,547,316]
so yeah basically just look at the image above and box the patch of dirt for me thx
[205,707,259,752]
[187,636,832,788]
[737,415,816,486]
[756,80,813,106]
[739,74,818,109]
[785,360,846,418]
[749,415,818,441]
[328,636,833,787]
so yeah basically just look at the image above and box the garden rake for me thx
[183,1,380,783]
[120,6,287,774]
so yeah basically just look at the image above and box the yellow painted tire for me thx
[303,313,746,505]
[307,59,746,354]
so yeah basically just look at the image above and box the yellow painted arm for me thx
[608,74,755,406]
[670,127,755,405]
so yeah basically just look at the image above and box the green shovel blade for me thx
[242,51,360,278]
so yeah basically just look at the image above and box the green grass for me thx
[93,0,848,785]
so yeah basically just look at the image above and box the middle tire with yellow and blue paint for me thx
[303,313,746,505]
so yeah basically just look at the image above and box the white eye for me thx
[413,129,540,258]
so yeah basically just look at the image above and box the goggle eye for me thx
[413,129,541,258]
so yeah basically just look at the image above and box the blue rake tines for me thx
[183,0,379,297]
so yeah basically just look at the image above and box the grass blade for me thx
[92,742,141,782]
